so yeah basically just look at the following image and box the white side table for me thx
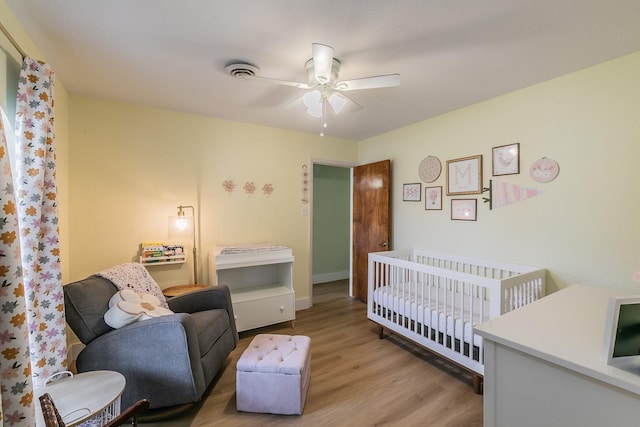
[162,283,208,298]
[36,370,125,426]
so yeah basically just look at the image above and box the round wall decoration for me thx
[529,157,560,183]
[418,156,442,183]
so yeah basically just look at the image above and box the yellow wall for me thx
[68,96,358,305]
[359,51,640,294]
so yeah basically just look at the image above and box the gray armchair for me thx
[63,275,239,411]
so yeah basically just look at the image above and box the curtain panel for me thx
[0,107,35,427]
[0,57,66,426]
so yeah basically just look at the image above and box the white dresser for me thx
[475,285,640,427]
[208,244,295,332]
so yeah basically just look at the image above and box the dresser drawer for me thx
[232,291,295,332]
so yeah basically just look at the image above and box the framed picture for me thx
[602,296,640,366]
[403,183,422,201]
[425,186,442,210]
[446,155,483,195]
[492,143,520,176]
[451,199,477,221]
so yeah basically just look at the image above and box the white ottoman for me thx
[236,334,311,415]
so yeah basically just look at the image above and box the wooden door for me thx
[352,160,391,302]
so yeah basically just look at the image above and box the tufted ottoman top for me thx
[237,334,311,375]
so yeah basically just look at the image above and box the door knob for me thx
[379,242,388,247]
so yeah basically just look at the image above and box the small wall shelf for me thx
[140,254,186,265]
[139,242,186,266]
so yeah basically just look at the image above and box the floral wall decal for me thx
[222,179,275,197]
[244,181,256,195]
[222,179,235,193]
[262,183,274,196]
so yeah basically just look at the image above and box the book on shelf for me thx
[139,242,185,263]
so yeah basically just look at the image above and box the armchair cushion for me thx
[64,275,118,343]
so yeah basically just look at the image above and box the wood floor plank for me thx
[144,280,483,426]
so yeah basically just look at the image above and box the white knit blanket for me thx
[97,262,168,308]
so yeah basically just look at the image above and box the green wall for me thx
[312,164,350,282]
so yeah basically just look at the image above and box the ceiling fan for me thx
[226,43,400,136]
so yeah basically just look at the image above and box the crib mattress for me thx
[372,284,489,347]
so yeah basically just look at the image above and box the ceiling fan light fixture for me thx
[303,89,347,136]
[303,90,322,117]
[328,93,347,114]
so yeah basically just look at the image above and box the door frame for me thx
[307,158,357,306]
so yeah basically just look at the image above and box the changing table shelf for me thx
[209,244,295,332]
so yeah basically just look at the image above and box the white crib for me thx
[368,249,546,393]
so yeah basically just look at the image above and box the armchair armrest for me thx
[167,285,232,312]
[168,285,238,342]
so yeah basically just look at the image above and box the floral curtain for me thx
[0,57,66,426]
[0,111,34,427]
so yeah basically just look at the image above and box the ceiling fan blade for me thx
[337,93,363,113]
[240,74,311,89]
[334,73,400,91]
[327,92,363,114]
[312,43,334,83]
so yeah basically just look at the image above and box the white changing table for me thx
[475,285,640,427]
[209,244,295,332]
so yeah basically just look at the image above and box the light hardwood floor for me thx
[143,281,482,426]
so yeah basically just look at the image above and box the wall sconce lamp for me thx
[169,205,198,284]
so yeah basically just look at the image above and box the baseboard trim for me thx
[312,271,348,284]
[296,296,311,311]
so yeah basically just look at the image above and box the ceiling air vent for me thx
[225,62,260,78]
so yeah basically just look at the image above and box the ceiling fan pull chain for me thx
[322,96,327,128]
[320,95,328,137]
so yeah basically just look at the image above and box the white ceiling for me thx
[6,0,640,140]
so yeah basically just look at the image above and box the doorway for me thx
[310,162,353,304]
[309,160,391,305]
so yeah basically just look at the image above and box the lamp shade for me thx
[303,90,322,118]
[328,93,347,114]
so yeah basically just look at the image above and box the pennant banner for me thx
[492,180,543,209]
